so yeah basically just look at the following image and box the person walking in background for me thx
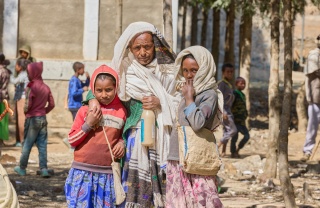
[230,77,250,158]
[67,62,90,120]
[166,46,224,207]
[18,45,36,63]
[10,58,31,147]
[300,35,320,162]
[0,53,10,147]
[65,65,126,207]
[218,63,237,157]
[14,62,55,177]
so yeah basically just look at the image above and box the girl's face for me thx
[181,58,199,81]
[94,78,116,105]
[15,63,22,73]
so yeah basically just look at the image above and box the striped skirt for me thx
[65,168,116,208]
[166,160,224,208]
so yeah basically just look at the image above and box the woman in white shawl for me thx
[166,46,224,207]
[86,22,178,207]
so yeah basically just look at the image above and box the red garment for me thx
[24,62,55,117]
[68,65,126,168]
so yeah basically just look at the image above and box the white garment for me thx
[174,45,224,130]
[305,48,320,75]
[110,21,178,171]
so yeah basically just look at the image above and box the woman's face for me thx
[129,33,155,66]
[181,58,199,81]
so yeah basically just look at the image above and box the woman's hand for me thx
[181,79,195,106]
[142,96,160,110]
[112,142,125,159]
[88,99,101,111]
[86,105,102,128]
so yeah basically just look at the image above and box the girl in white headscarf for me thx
[166,46,224,208]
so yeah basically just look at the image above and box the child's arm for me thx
[10,74,23,85]
[68,106,102,147]
[81,72,90,87]
[112,113,127,159]
[184,93,218,132]
[45,91,55,114]
[70,78,84,98]
[24,87,33,113]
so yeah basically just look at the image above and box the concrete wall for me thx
[98,0,118,60]
[0,1,3,51]
[18,0,84,60]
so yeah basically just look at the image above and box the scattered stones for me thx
[28,190,37,197]
[0,154,16,164]
[56,195,66,201]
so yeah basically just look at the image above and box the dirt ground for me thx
[1,87,320,208]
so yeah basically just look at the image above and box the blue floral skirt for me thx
[65,168,116,208]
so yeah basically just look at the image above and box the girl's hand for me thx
[86,105,102,128]
[112,142,125,159]
[223,113,228,122]
[182,79,195,105]
[142,96,160,110]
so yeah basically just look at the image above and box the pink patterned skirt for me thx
[166,160,224,208]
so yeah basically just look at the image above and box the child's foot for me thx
[14,166,26,176]
[220,152,226,158]
[15,142,22,147]
[231,152,240,158]
[40,168,51,178]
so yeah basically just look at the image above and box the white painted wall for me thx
[2,0,18,58]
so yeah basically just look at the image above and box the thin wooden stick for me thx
[0,99,14,121]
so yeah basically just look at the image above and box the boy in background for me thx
[68,62,90,120]
[14,62,55,177]
[230,77,250,158]
[18,45,37,63]
[218,63,237,157]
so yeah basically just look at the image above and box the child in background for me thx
[10,58,31,147]
[18,45,36,63]
[218,63,237,157]
[0,53,10,147]
[14,62,55,177]
[65,65,126,208]
[230,77,250,158]
[68,62,90,120]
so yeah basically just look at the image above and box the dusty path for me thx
[1,127,320,207]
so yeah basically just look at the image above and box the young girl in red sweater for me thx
[65,65,126,208]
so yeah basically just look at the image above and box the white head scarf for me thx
[175,45,224,130]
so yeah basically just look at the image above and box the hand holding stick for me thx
[0,99,14,121]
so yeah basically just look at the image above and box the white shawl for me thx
[111,22,178,171]
[175,45,224,130]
